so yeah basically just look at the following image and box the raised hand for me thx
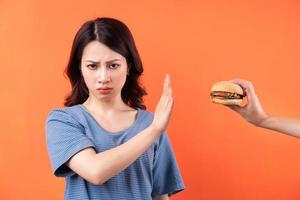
[152,74,174,133]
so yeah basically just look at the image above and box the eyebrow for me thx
[85,59,121,63]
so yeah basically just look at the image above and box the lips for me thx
[97,87,112,90]
[96,87,112,94]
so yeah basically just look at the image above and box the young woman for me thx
[46,17,185,200]
[226,79,300,137]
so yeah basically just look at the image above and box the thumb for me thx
[225,104,243,114]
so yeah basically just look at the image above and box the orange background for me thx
[1,0,300,199]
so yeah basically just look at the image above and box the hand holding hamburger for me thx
[211,79,269,126]
[211,79,300,137]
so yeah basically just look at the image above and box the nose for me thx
[97,67,110,83]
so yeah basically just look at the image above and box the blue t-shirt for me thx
[45,104,185,200]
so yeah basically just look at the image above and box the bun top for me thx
[211,81,244,95]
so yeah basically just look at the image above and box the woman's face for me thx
[80,41,128,102]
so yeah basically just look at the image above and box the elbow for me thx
[86,173,104,185]
[88,177,103,185]
[85,168,107,185]
[90,179,104,185]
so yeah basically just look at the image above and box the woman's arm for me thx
[226,79,300,137]
[258,116,300,138]
[66,74,174,185]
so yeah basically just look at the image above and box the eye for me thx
[109,63,120,69]
[87,64,97,70]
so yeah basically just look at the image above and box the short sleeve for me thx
[151,132,185,198]
[45,109,96,177]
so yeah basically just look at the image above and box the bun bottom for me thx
[211,98,242,106]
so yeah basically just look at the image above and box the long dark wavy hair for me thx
[63,17,147,109]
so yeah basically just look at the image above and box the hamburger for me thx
[210,81,245,105]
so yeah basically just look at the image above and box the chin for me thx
[94,92,117,101]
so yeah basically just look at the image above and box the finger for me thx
[244,81,260,105]
[235,80,256,103]
[228,79,255,92]
[163,74,172,96]
[163,74,168,93]
[227,79,255,99]
[227,79,248,90]
[225,104,243,113]
[227,79,247,96]
[167,74,173,96]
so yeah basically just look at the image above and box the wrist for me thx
[255,113,272,128]
[149,123,164,135]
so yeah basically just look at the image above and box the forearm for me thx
[258,116,300,138]
[93,124,162,184]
